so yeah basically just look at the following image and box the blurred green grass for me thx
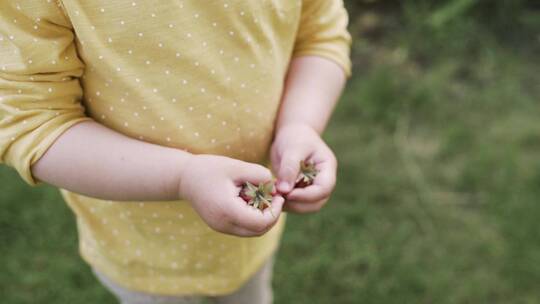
[2,1,540,303]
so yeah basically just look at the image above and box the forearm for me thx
[275,56,348,134]
[31,120,190,201]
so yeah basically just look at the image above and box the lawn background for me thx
[1,1,540,303]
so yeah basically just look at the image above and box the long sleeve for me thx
[293,0,353,78]
[0,1,93,186]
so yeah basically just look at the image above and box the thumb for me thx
[277,150,304,193]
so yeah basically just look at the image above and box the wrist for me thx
[176,152,198,202]
[163,147,194,201]
[275,122,320,138]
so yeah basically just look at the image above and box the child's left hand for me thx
[270,123,337,213]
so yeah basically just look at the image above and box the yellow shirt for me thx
[0,0,352,296]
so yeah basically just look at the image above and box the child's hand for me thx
[178,155,284,237]
[270,124,337,213]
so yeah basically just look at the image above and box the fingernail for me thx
[278,181,290,192]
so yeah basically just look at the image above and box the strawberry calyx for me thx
[295,160,319,188]
[239,181,276,218]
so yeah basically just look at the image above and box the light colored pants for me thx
[93,255,275,304]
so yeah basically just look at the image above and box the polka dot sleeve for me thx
[0,1,93,186]
[293,0,353,78]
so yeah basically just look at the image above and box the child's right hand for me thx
[178,154,284,237]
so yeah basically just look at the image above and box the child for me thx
[0,0,352,303]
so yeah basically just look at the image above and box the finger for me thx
[227,195,281,235]
[270,146,281,177]
[237,195,284,236]
[262,195,284,220]
[202,210,262,238]
[286,158,336,202]
[276,150,307,194]
[286,184,329,203]
[312,150,337,189]
[251,195,283,230]
[283,198,328,214]
[228,224,270,238]
[213,222,268,238]
[232,161,274,186]
[228,195,283,234]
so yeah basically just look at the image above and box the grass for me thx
[2,2,540,303]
